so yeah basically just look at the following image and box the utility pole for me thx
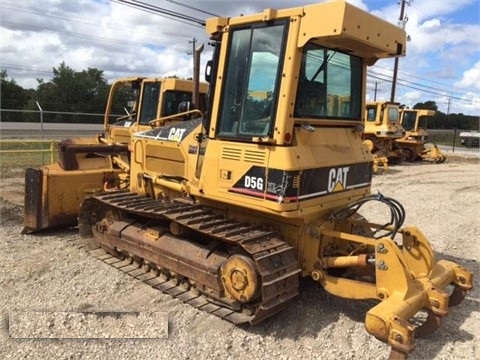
[188,37,197,59]
[390,0,411,102]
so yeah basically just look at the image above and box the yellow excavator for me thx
[397,108,446,163]
[75,1,472,358]
[363,101,405,173]
[23,77,208,232]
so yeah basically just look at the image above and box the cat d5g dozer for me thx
[78,1,472,358]
[397,108,446,163]
[23,77,207,233]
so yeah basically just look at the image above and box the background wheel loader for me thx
[363,101,406,173]
[397,108,446,163]
[23,77,207,233]
[59,1,470,359]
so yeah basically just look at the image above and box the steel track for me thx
[86,190,301,325]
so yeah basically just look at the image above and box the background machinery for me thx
[363,101,405,172]
[72,1,472,358]
[23,77,207,232]
[397,108,446,163]
[459,130,480,147]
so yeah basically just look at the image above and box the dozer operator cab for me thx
[106,77,208,143]
[206,12,368,147]
[362,101,405,166]
[399,108,435,134]
[397,108,445,162]
[364,102,405,138]
[177,2,406,215]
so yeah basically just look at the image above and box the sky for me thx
[1,0,479,115]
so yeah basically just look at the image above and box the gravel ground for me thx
[0,156,478,360]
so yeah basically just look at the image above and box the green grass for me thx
[0,140,58,177]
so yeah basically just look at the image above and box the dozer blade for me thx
[23,165,123,233]
[23,138,129,233]
[23,168,46,234]
[421,142,446,163]
[372,155,388,174]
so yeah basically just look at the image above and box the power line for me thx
[1,1,193,42]
[369,69,470,98]
[1,19,191,52]
[111,0,206,28]
[164,0,220,17]
[367,72,480,105]
[0,64,53,75]
[372,64,479,97]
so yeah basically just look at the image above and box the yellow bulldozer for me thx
[23,77,208,232]
[397,108,446,163]
[71,1,472,358]
[363,101,405,173]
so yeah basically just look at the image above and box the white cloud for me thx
[455,61,480,90]
[418,18,442,32]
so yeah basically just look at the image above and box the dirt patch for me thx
[0,175,25,207]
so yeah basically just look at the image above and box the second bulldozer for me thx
[363,101,405,172]
[23,77,207,232]
[397,108,446,163]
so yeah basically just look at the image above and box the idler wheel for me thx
[221,255,259,303]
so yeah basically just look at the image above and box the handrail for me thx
[0,139,58,164]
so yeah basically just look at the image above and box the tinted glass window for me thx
[139,82,160,125]
[402,111,416,131]
[387,106,399,123]
[218,22,287,139]
[294,44,362,120]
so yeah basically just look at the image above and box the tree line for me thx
[1,63,478,130]
[1,63,132,124]
[404,100,478,131]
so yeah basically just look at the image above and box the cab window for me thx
[294,43,362,120]
[217,21,287,139]
[387,107,399,122]
[367,107,377,122]
[402,111,416,131]
[162,91,203,116]
[139,82,160,125]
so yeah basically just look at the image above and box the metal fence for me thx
[427,129,479,156]
[1,108,106,124]
[0,110,106,173]
[0,121,104,140]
